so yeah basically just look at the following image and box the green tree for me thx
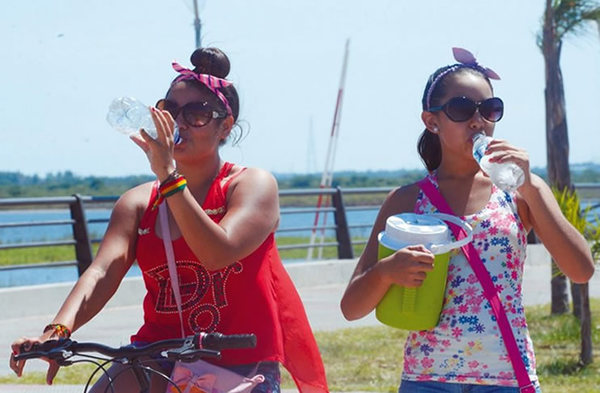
[538,0,600,315]
[552,187,598,365]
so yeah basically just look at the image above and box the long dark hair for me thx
[417,66,492,171]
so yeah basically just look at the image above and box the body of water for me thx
[0,208,379,243]
[3,200,598,288]
[0,207,378,288]
[0,209,112,243]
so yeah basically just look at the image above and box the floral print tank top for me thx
[401,175,538,386]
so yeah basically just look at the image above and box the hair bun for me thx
[190,47,230,78]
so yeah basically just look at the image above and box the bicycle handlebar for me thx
[201,333,256,350]
[15,332,256,363]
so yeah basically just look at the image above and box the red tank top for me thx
[132,162,328,393]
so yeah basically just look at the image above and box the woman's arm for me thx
[518,174,595,283]
[164,167,279,270]
[340,185,435,320]
[133,108,279,271]
[485,139,594,283]
[50,185,146,331]
[10,184,147,382]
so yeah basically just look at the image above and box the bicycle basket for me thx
[168,359,264,393]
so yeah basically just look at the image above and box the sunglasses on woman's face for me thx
[429,96,504,123]
[155,99,227,128]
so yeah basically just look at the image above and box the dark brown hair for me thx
[417,66,492,171]
[188,47,239,122]
[168,47,244,145]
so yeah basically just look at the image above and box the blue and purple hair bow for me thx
[425,47,500,110]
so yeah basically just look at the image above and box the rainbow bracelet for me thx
[152,172,187,210]
[43,323,71,339]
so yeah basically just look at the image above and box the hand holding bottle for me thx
[472,132,525,192]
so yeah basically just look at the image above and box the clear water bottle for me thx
[106,97,180,143]
[472,132,524,192]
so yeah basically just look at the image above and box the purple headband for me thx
[425,47,501,110]
[171,61,233,116]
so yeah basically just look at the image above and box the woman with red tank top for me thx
[11,48,329,393]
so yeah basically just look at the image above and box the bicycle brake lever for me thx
[54,352,74,367]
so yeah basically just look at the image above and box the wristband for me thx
[43,323,71,339]
[152,173,187,210]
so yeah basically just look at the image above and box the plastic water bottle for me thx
[106,97,180,143]
[472,132,524,192]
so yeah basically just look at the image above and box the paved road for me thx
[1,251,599,392]
[0,281,376,393]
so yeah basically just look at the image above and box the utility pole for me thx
[307,117,317,174]
[193,0,202,48]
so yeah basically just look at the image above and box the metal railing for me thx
[574,183,600,211]
[1,183,599,277]
[0,187,392,276]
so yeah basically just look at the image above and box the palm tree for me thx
[540,0,600,186]
[538,0,600,365]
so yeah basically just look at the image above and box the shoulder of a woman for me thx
[225,166,277,202]
[230,166,276,186]
[371,183,421,221]
[385,182,421,207]
[115,181,155,213]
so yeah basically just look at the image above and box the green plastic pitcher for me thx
[375,213,473,330]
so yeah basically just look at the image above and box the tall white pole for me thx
[307,39,350,260]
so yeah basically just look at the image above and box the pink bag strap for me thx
[159,203,186,338]
[159,203,265,387]
[417,177,535,393]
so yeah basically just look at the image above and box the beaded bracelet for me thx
[43,323,71,339]
[160,169,181,186]
[152,172,188,210]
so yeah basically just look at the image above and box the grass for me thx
[0,237,366,267]
[3,300,599,392]
[527,302,600,393]
[0,245,75,266]
[0,245,102,267]
[276,236,366,260]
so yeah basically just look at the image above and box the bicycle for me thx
[14,332,257,393]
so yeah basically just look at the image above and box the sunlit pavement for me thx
[1,252,599,392]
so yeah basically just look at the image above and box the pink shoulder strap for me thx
[158,203,186,338]
[417,177,535,393]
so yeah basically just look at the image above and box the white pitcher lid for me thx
[379,213,451,252]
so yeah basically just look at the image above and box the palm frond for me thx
[537,0,593,49]
[551,186,587,235]
[582,7,600,37]
[553,0,600,40]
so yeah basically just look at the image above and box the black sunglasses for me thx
[428,96,504,123]
[155,99,227,128]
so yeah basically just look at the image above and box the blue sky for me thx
[1,0,599,177]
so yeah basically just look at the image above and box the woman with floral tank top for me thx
[340,48,594,392]
[11,48,328,393]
